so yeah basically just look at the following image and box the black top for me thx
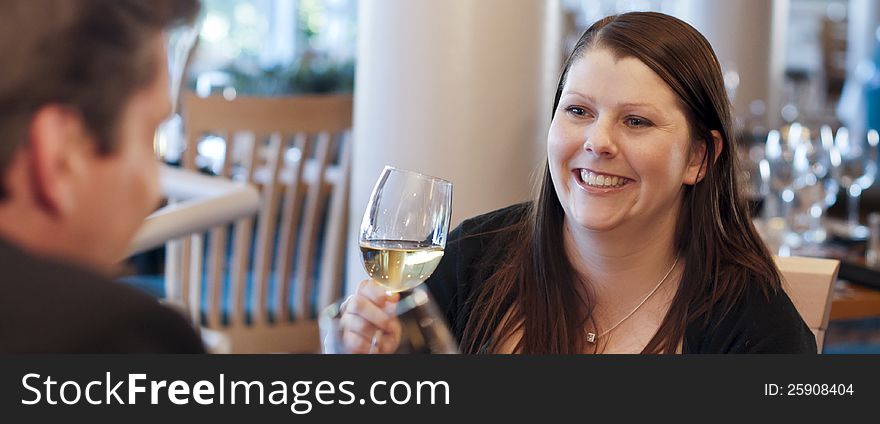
[0,236,204,353]
[425,203,817,353]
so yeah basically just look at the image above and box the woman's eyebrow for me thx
[617,102,663,115]
[560,93,666,116]
[559,90,591,101]
[618,101,658,109]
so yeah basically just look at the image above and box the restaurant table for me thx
[831,280,880,321]
[753,218,880,321]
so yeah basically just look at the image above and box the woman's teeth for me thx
[579,170,627,188]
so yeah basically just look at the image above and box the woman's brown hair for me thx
[461,12,782,354]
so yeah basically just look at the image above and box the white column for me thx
[845,0,880,84]
[681,0,789,129]
[345,0,561,292]
[841,0,880,203]
[838,0,880,135]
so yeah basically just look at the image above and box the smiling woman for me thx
[342,11,818,354]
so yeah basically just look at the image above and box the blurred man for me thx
[0,0,204,352]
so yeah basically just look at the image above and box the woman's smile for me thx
[571,168,635,194]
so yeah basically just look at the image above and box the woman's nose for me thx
[582,123,618,158]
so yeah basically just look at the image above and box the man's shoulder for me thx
[0,239,203,353]
[1,239,157,315]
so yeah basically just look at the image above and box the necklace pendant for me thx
[585,332,596,343]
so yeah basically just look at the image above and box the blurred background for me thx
[180,0,878,221]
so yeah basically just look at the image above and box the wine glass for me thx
[790,125,839,244]
[359,166,453,293]
[765,127,800,254]
[831,127,879,239]
[320,166,457,354]
[155,18,201,162]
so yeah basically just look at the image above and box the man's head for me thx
[0,0,199,271]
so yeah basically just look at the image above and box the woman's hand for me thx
[339,279,402,353]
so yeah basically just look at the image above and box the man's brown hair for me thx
[0,0,200,198]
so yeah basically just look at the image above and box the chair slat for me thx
[179,237,192,314]
[318,131,352,310]
[295,132,334,320]
[187,233,204,325]
[229,131,259,327]
[252,132,286,325]
[272,133,311,323]
[205,133,235,328]
[178,112,202,319]
[229,217,253,327]
[164,238,183,301]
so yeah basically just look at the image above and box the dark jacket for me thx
[0,237,204,353]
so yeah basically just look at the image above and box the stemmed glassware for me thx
[831,127,879,240]
[155,18,201,162]
[755,122,878,253]
[320,166,457,354]
[789,125,839,244]
[764,127,799,254]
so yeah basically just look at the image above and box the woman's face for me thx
[548,47,706,235]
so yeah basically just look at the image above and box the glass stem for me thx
[848,188,861,228]
[782,193,792,233]
[810,206,821,232]
[762,192,777,222]
[780,191,793,255]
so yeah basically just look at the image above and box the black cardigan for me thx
[424,203,817,353]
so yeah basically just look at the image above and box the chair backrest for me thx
[167,92,353,353]
[774,256,840,353]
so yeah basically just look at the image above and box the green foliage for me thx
[191,54,355,96]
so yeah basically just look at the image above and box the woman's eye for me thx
[625,117,651,127]
[565,106,588,117]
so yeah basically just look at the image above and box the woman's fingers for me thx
[338,279,403,353]
[340,316,401,354]
[342,329,373,354]
[340,309,380,339]
[357,279,400,307]
[344,292,396,333]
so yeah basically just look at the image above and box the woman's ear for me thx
[683,130,723,185]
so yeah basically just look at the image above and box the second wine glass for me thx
[831,127,879,239]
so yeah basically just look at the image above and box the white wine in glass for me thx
[360,240,445,293]
[359,166,453,293]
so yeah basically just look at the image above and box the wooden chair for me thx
[167,92,353,353]
[774,256,840,353]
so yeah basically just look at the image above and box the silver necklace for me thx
[585,255,680,344]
